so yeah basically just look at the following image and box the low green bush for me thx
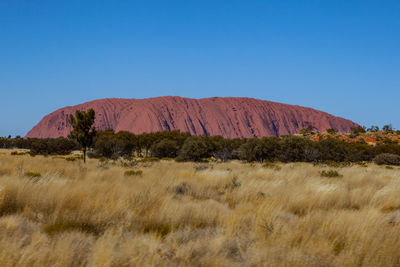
[324,161,351,168]
[120,160,137,168]
[173,182,192,195]
[24,171,41,178]
[10,151,28,156]
[262,162,281,170]
[43,221,101,236]
[320,170,342,178]
[327,128,337,134]
[151,139,179,158]
[142,221,172,237]
[373,153,400,166]
[28,138,78,155]
[124,170,143,176]
[140,157,160,163]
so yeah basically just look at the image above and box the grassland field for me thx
[1,149,400,266]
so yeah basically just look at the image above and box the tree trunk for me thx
[83,148,86,163]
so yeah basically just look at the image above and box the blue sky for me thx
[0,0,399,136]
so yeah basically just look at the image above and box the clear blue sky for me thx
[1,0,399,136]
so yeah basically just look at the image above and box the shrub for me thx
[120,159,137,168]
[0,137,13,149]
[300,125,314,136]
[373,153,400,166]
[43,221,101,236]
[142,221,172,237]
[179,136,212,161]
[209,136,242,162]
[238,137,280,162]
[94,130,123,158]
[324,160,351,168]
[350,126,366,135]
[327,128,337,134]
[373,144,400,156]
[124,170,143,176]
[320,170,342,178]
[115,131,138,157]
[28,138,77,155]
[318,138,349,162]
[173,182,192,195]
[262,162,281,170]
[94,130,139,159]
[151,139,179,158]
[344,142,372,162]
[10,151,27,156]
[24,171,41,178]
[382,124,394,133]
[279,136,312,162]
[367,125,379,132]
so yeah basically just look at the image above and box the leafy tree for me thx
[318,138,349,162]
[345,142,372,162]
[209,136,243,162]
[139,133,160,157]
[350,126,366,135]
[367,125,379,132]
[157,130,190,146]
[151,139,179,158]
[178,136,211,161]
[94,130,121,158]
[115,131,138,157]
[238,137,280,162]
[279,136,312,162]
[238,138,262,162]
[382,124,393,133]
[69,109,96,163]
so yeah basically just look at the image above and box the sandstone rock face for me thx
[25,96,358,138]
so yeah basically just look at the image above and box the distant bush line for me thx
[2,130,400,164]
[0,137,78,156]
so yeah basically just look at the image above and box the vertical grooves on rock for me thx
[25,96,359,138]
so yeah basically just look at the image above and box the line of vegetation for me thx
[2,129,400,165]
[1,109,399,164]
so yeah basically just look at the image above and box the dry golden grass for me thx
[1,149,400,266]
